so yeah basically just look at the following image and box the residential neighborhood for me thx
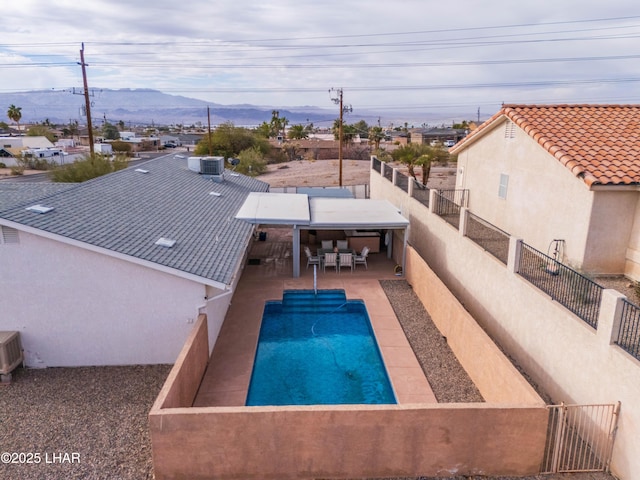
[2,5,640,480]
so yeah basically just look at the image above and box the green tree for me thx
[194,122,269,158]
[368,126,385,150]
[254,122,271,139]
[49,153,128,183]
[27,125,57,143]
[0,121,8,129]
[269,110,288,139]
[7,104,22,131]
[102,122,120,140]
[392,143,448,186]
[352,120,369,139]
[117,120,125,131]
[287,124,309,140]
[234,147,267,176]
[110,140,132,154]
[332,119,357,146]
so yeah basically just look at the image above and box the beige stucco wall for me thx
[372,169,640,480]
[0,229,207,366]
[150,300,547,480]
[625,194,640,280]
[455,120,636,274]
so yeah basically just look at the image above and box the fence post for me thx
[508,237,522,273]
[428,189,438,214]
[459,207,469,236]
[380,161,386,179]
[597,289,626,345]
[392,168,397,186]
[408,177,414,197]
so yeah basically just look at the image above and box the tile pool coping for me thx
[193,276,436,407]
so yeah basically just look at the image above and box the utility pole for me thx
[207,106,213,156]
[329,88,352,187]
[78,43,94,155]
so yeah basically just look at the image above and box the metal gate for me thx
[541,402,620,474]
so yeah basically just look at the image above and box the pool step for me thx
[279,290,349,314]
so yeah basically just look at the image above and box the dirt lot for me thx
[258,158,457,189]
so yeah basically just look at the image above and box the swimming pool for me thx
[246,289,397,406]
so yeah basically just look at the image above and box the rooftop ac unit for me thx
[0,331,23,378]
[200,156,225,176]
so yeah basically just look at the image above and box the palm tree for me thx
[287,124,308,140]
[368,126,385,150]
[7,104,22,132]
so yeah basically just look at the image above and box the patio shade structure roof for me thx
[236,192,409,277]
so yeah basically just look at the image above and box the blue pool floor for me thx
[246,290,397,406]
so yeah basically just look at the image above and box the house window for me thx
[0,226,19,244]
[504,121,516,139]
[498,174,509,199]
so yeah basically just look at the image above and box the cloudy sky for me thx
[3,0,640,121]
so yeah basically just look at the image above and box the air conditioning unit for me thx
[0,331,23,378]
[200,157,225,176]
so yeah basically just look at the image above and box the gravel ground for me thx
[0,365,170,480]
[0,283,617,480]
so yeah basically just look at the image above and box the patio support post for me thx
[293,226,300,278]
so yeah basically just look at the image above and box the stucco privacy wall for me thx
[403,247,542,404]
[625,194,640,280]
[372,169,640,480]
[150,317,547,480]
[455,119,634,274]
[0,229,205,366]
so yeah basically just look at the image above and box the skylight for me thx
[26,204,54,214]
[155,237,176,248]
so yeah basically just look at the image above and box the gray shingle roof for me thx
[0,182,76,211]
[0,156,269,286]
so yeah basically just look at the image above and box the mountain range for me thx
[0,88,466,129]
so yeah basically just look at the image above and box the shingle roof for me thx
[0,156,269,286]
[451,104,640,187]
[0,182,76,211]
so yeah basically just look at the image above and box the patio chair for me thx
[304,246,320,269]
[321,240,334,250]
[354,246,369,270]
[339,252,354,273]
[323,252,338,272]
[336,239,349,250]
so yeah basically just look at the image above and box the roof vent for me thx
[26,204,54,214]
[135,168,149,174]
[155,237,176,248]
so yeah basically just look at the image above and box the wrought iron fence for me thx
[432,189,468,229]
[395,171,410,192]
[517,243,603,328]
[438,188,469,208]
[372,156,381,173]
[410,178,430,208]
[433,192,460,228]
[616,298,640,361]
[383,164,394,182]
[541,403,620,474]
[465,213,510,265]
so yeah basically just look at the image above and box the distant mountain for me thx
[0,88,467,129]
[0,88,347,128]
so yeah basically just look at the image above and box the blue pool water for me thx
[246,289,397,406]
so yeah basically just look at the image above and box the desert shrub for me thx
[110,141,132,154]
[0,162,6,168]
[234,147,267,176]
[49,154,128,183]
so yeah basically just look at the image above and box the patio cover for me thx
[236,193,409,277]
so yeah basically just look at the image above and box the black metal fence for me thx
[395,171,410,192]
[432,189,469,229]
[372,157,381,173]
[616,299,640,361]
[517,243,603,328]
[465,213,510,265]
[411,179,430,208]
[383,164,394,182]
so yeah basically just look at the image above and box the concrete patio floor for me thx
[193,227,436,407]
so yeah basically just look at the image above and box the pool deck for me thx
[193,228,436,407]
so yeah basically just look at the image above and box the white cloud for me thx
[3,0,640,120]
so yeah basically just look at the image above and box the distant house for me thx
[451,104,640,279]
[0,136,55,166]
[0,155,268,367]
[410,127,468,146]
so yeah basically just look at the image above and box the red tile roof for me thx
[452,104,640,187]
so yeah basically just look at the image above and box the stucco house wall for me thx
[455,118,635,274]
[626,195,640,279]
[0,230,211,367]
